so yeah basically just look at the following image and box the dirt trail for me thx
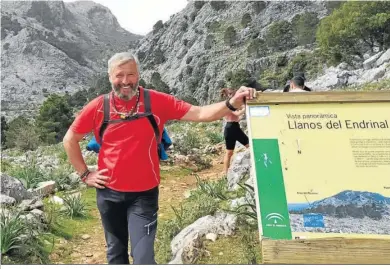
[52,155,224,264]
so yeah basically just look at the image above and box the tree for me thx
[1,116,8,148]
[252,1,266,14]
[153,48,165,64]
[265,21,296,52]
[139,78,146,87]
[86,73,112,101]
[241,13,252,28]
[225,69,252,89]
[210,1,227,11]
[194,1,206,10]
[67,89,88,109]
[5,116,40,151]
[35,94,74,145]
[292,12,320,46]
[150,72,170,93]
[204,34,215,50]
[224,26,236,46]
[317,1,390,63]
[153,20,164,33]
[247,38,266,58]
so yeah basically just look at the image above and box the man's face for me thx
[110,60,139,100]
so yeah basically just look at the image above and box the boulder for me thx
[0,173,34,202]
[359,65,386,84]
[227,149,251,191]
[169,211,236,264]
[363,51,384,70]
[33,181,56,197]
[0,194,16,206]
[376,49,390,67]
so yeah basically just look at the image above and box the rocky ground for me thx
[1,120,261,265]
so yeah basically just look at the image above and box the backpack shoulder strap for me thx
[99,93,110,143]
[143,89,160,142]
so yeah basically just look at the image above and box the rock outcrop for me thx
[1,0,141,119]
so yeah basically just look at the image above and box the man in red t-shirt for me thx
[63,52,256,265]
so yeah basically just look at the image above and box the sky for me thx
[63,0,189,35]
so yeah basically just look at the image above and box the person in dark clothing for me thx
[246,77,267,92]
[283,73,312,92]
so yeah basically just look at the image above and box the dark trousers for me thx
[96,186,159,264]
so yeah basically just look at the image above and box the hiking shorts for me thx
[224,122,249,150]
[96,186,159,264]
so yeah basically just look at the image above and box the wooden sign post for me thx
[245,91,390,264]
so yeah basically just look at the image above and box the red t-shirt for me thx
[70,87,192,192]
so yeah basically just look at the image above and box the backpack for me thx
[86,89,172,160]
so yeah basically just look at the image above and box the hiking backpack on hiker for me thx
[86,89,172,160]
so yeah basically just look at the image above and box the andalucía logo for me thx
[265,212,287,228]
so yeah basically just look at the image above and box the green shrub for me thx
[291,12,319,46]
[205,131,224,145]
[1,211,25,256]
[253,1,266,14]
[225,69,252,89]
[210,1,227,11]
[180,21,188,31]
[194,1,206,10]
[204,34,215,50]
[175,129,202,155]
[195,174,228,200]
[207,21,221,33]
[8,158,45,189]
[317,1,390,64]
[247,38,266,58]
[62,194,86,219]
[35,94,74,145]
[153,48,165,65]
[241,13,252,28]
[1,116,8,148]
[224,26,237,46]
[265,21,296,52]
[0,210,51,264]
[1,14,22,39]
[47,164,76,191]
[5,116,40,151]
[153,20,164,33]
[151,72,170,93]
[259,51,324,89]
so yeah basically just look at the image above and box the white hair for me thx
[107,52,140,75]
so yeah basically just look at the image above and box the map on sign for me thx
[246,97,390,240]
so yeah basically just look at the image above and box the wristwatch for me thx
[225,98,237,111]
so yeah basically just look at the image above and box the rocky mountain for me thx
[289,190,390,220]
[311,190,390,207]
[135,1,322,102]
[133,1,389,104]
[2,1,389,120]
[1,0,142,119]
[289,190,390,211]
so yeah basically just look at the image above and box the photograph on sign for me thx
[247,98,390,240]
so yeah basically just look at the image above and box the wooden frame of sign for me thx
[246,91,390,265]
